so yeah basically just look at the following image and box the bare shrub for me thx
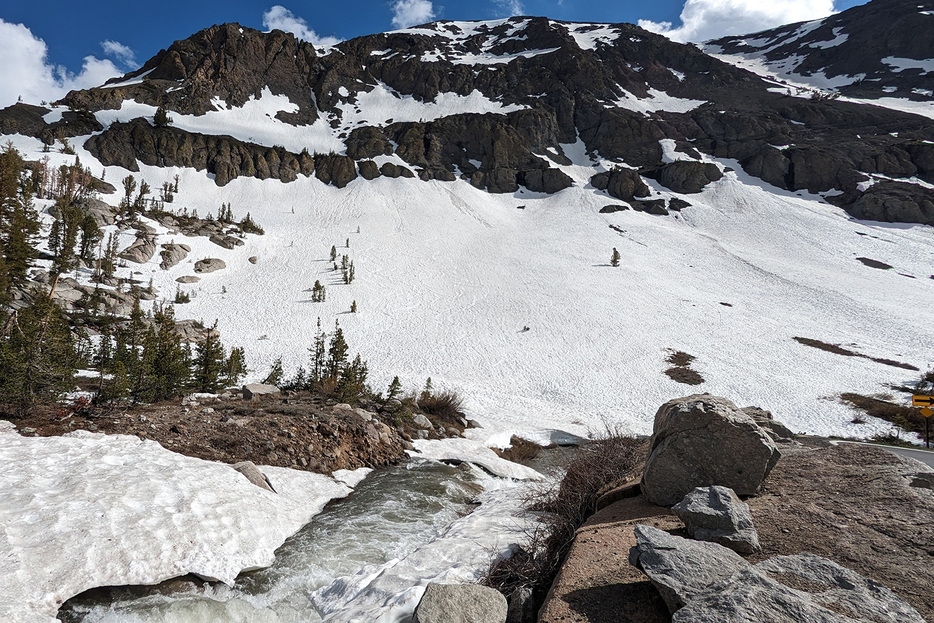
[664,367,705,385]
[484,431,644,614]
[418,389,465,420]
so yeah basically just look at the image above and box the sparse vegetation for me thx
[664,350,704,385]
[794,337,918,371]
[484,431,643,614]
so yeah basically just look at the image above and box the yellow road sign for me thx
[922,407,934,418]
[912,395,934,407]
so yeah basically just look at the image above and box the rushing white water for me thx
[60,459,539,623]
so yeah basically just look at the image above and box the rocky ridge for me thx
[0,1,931,223]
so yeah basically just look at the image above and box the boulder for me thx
[159,243,190,270]
[242,383,280,400]
[194,258,226,273]
[674,554,925,623]
[629,524,748,613]
[231,461,276,493]
[414,582,508,623]
[641,395,781,506]
[175,275,200,284]
[209,234,244,249]
[412,413,433,429]
[656,161,723,194]
[740,406,796,441]
[591,168,650,201]
[315,154,358,188]
[118,235,157,264]
[672,486,760,554]
[358,159,381,180]
[632,199,669,215]
[599,204,629,213]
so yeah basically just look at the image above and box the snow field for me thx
[9,125,934,444]
[0,427,367,623]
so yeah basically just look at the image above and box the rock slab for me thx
[242,383,280,400]
[629,524,748,613]
[641,395,780,506]
[414,582,508,623]
[672,486,760,554]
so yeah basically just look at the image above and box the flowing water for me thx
[59,458,541,623]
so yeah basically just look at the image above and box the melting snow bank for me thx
[409,438,546,480]
[0,425,366,623]
[311,481,535,623]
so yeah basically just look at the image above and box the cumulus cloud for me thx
[638,0,837,43]
[391,0,436,29]
[493,0,525,17]
[101,40,136,67]
[262,5,342,46]
[0,18,123,109]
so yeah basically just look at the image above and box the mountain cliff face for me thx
[709,0,934,102]
[1,4,932,224]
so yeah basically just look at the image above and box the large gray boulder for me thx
[243,383,280,400]
[673,554,925,623]
[629,524,748,613]
[672,486,760,554]
[194,258,226,273]
[642,395,781,506]
[118,235,157,264]
[414,582,507,623]
[159,243,190,270]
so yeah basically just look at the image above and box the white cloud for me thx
[101,40,136,68]
[391,0,436,29]
[0,18,122,109]
[262,5,342,46]
[638,0,837,43]
[493,0,525,17]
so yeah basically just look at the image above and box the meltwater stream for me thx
[60,459,538,623]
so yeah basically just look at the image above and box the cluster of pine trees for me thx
[94,299,246,404]
[270,318,370,404]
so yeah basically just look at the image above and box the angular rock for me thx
[672,486,760,554]
[641,395,781,506]
[159,243,190,270]
[414,582,508,623]
[231,461,276,493]
[656,161,723,194]
[591,168,650,201]
[209,233,244,250]
[118,235,157,264]
[412,413,433,429]
[632,198,669,215]
[242,383,280,400]
[358,159,380,180]
[599,204,629,213]
[314,154,358,188]
[740,406,796,441]
[175,275,200,283]
[629,524,748,613]
[674,554,925,623]
[194,258,226,273]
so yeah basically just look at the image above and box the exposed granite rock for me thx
[194,258,226,273]
[314,154,358,188]
[159,243,190,270]
[591,168,650,201]
[655,161,723,194]
[642,395,780,506]
[414,583,507,623]
[672,486,760,554]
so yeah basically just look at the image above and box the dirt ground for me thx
[0,391,462,474]
[540,439,934,622]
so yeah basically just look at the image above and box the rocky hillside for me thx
[709,0,934,103]
[1,1,932,224]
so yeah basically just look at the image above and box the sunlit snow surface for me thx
[5,128,934,445]
[0,426,366,623]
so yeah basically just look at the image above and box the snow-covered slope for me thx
[708,0,934,118]
[0,424,366,623]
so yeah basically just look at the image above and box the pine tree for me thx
[311,280,326,302]
[326,320,349,379]
[262,357,284,386]
[145,305,191,401]
[386,376,402,401]
[330,245,336,262]
[224,346,247,387]
[336,353,368,403]
[420,377,434,401]
[350,300,357,313]
[310,317,326,383]
[153,106,172,128]
[193,321,226,393]
[610,247,620,268]
[0,288,78,411]
[121,175,137,212]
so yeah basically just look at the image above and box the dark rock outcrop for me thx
[655,161,723,194]
[591,168,650,202]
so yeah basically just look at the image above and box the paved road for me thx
[838,441,934,469]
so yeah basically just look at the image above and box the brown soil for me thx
[539,439,934,622]
[2,392,467,475]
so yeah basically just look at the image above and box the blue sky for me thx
[0,0,866,108]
